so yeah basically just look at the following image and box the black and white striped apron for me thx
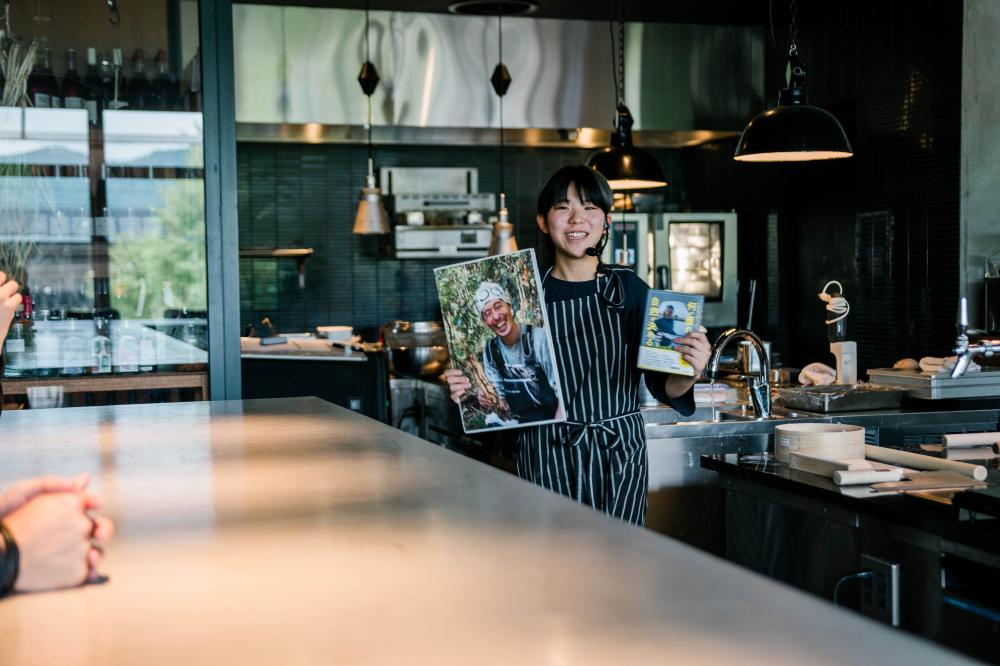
[515,268,648,526]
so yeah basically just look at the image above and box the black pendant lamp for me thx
[353,0,390,235]
[733,1,852,162]
[587,0,666,191]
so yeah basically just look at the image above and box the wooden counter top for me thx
[0,398,971,665]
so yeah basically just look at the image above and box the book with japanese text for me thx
[637,289,704,376]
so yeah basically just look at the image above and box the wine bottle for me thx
[27,47,61,108]
[62,48,86,110]
[151,49,178,111]
[129,48,152,110]
[83,48,102,125]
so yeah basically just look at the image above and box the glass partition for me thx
[0,0,208,407]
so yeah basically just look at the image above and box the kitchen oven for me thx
[603,212,738,327]
[381,167,496,259]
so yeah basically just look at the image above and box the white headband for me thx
[474,282,511,314]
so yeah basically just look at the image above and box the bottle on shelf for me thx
[151,49,178,111]
[91,333,112,374]
[91,311,112,375]
[33,308,60,378]
[113,320,139,373]
[83,47,102,124]
[3,303,33,378]
[62,48,86,111]
[138,325,157,373]
[129,48,153,110]
[27,47,61,108]
[182,48,201,112]
[60,319,89,376]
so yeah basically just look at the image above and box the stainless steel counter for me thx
[0,398,971,665]
[640,403,1000,554]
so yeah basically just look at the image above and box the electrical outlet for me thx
[860,554,900,626]
[348,398,362,411]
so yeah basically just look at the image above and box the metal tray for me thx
[775,385,905,413]
[867,367,1000,399]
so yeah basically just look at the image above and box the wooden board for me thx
[871,471,987,493]
[789,454,871,478]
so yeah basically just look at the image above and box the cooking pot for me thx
[383,320,447,347]
[383,321,450,378]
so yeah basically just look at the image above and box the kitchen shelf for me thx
[2,371,208,408]
[239,247,314,288]
[239,247,314,258]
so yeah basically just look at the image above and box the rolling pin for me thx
[942,432,1000,448]
[833,469,903,486]
[865,445,988,481]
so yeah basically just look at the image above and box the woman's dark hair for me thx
[535,165,613,217]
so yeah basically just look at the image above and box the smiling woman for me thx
[447,165,712,526]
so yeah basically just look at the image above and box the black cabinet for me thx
[241,353,389,422]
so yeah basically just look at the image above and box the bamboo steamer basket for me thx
[774,423,865,462]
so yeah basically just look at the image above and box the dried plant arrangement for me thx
[0,0,39,107]
[0,4,45,284]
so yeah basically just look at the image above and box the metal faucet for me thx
[951,297,1000,378]
[706,329,772,419]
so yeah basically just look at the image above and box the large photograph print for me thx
[434,249,566,433]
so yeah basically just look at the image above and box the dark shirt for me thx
[655,316,679,337]
[543,268,696,416]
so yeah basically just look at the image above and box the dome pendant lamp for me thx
[733,1,853,163]
[587,0,666,191]
[353,0,391,235]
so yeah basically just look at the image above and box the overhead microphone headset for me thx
[584,220,611,258]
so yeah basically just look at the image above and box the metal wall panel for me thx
[233,5,763,131]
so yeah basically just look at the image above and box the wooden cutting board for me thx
[871,471,986,492]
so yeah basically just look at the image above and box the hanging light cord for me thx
[607,0,626,110]
[818,280,850,325]
[364,0,373,169]
[787,0,798,55]
[498,10,504,197]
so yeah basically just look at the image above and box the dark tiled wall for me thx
[237,142,683,336]
[238,3,961,369]
[681,2,962,372]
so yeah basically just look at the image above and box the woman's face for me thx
[536,182,611,260]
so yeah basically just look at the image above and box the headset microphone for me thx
[585,221,611,258]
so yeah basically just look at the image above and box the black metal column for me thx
[200,0,241,399]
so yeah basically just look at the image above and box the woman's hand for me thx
[0,272,22,347]
[674,330,712,379]
[442,369,473,405]
[664,329,712,399]
[0,474,90,518]
[5,493,97,592]
[2,474,115,592]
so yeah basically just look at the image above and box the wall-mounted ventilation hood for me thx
[233,5,764,147]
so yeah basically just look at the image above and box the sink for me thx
[642,403,819,428]
[642,404,742,425]
[716,406,815,421]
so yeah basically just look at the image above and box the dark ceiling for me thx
[234,0,771,26]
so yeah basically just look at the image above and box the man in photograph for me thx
[653,302,684,348]
[474,281,561,424]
